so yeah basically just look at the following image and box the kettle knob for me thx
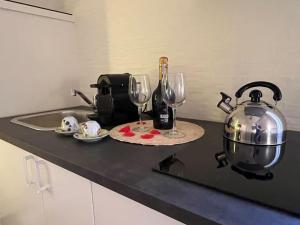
[249,89,262,102]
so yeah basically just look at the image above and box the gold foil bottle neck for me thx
[159,56,168,80]
[159,57,168,66]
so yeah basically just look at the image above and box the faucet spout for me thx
[71,89,96,111]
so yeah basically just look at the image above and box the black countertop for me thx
[0,107,299,225]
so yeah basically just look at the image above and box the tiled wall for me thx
[75,0,300,130]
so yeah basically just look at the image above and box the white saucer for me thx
[73,129,109,143]
[55,128,78,136]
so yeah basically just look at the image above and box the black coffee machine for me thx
[88,73,139,126]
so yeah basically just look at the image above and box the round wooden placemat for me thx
[109,120,205,146]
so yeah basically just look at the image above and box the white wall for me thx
[0,5,81,117]
[74,0,300,131]
[2,0,299,130]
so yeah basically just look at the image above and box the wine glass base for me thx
[164,130,185,139]
[132,126,151,132]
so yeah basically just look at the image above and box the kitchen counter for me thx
[0,107,299,225]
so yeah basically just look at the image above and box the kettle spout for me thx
[217,92,234,114]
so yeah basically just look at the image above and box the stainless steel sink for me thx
[11,108,93,131]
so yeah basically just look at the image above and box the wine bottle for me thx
[152,57,173,130]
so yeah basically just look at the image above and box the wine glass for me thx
[128,74,152,132]
[162,73,186,138]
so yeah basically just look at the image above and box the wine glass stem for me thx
[138,106,144,130]
[172,107,177,133]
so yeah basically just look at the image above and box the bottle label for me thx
[160,114,169,119]
[160,114,169,123]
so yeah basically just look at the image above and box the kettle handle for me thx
[235,81,282,101]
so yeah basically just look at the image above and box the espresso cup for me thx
[80,121,101,138]
[61,116,79,132]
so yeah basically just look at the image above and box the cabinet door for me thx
[0,140,44,225]
[92,183,185,225]
[38,159,94,225]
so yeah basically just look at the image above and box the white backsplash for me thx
[73,0,300,131]
[0,6,81,117]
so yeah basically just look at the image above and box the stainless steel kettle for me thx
[217,81,287,145]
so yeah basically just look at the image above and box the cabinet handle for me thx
[35,159,50,194]
[23,155,35,186]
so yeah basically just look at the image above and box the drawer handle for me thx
[23,155,35,186]
[35,159,50,194]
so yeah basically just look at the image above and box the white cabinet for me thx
[92,183,185,225]
[0,139,184,225]
[0,140,94,225]
[39,159,94,225]
[0,140,44,225]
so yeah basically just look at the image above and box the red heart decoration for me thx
[123,132,135,137]
[119,126,130,133]
[150,129,161,135]
[141,134,154,139]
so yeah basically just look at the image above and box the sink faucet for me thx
[71,89,97,111]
